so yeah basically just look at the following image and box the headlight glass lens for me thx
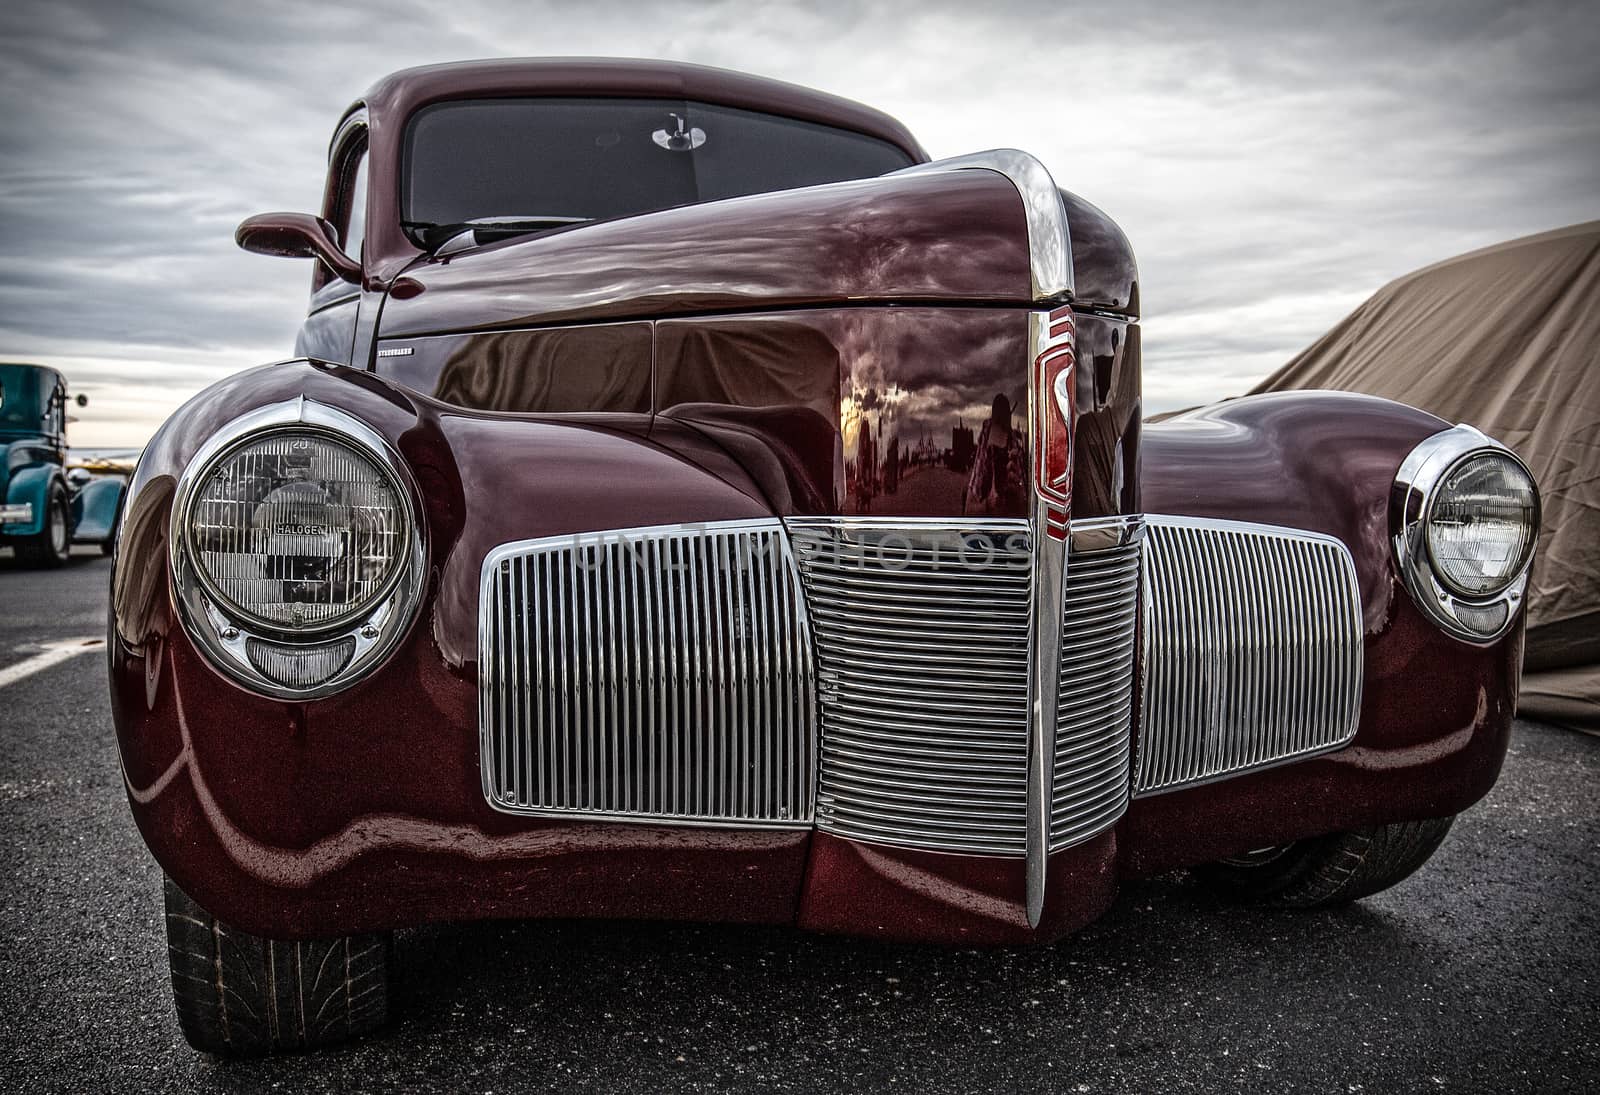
[1425,452,1536,598]
[186,431,405,630]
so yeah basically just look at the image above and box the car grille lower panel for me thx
[478,519,816,826]
[1136,516,1364,795]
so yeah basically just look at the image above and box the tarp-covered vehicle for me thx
[1253,222,1599,731]
[0,363,124,565]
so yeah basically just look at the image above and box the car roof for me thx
[356,57,929,163]
[0,363,63,382]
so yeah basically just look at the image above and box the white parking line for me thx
[0,638,104,689]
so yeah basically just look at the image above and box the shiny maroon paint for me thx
[237,212,361,283]
[1125,393,1522,874]
[660,308,1037,519]
[1069,312,1141,518]
[1059,190,1139,317]
[375,171,1032,336]
[111,365,1520,943]
[374,321,654,413]
[111,361,801,937]
[291,58,938,372]
[111,60,1522,947]
[377,307,1042,519]
[798,833,1119,946]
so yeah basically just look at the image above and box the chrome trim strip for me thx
[168,397,426,701]
[1025,505,1065,926]
[478,519,816,828]
[894,149,1075,303]
[1020,307,1078,926]
[1391,424,1539,644]
[1134,515,1364,797]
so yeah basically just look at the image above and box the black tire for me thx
[14,483,71,567]
[1192,816,1456,909]
[163,876,391,1056]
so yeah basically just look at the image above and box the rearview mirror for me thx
[236,212,361,284]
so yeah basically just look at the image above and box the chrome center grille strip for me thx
[791,519,1034,856]
[478,519,815,826]
[1136,516,1364,796]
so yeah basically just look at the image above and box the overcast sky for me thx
[3,0,1597,446]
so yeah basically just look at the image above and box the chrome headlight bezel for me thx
[1391,424,1539,644]
[169,397,426,699]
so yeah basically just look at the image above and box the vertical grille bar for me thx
[478,520,815,826]
[1136,516,1364,796]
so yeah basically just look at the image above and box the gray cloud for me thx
[2,0,1597,443]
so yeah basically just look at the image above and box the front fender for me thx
[4,462,62,537]
[109,358,803,938]
[1128,391,1522,873]
[1143,391,1455,630]
[71,475,125,542]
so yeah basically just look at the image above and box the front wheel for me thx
[14,483,70,567]
[163,877,391,1055]
[1192,816,1456,908]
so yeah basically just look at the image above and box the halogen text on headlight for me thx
[1425,451,1538,598]
[185,431,406,632]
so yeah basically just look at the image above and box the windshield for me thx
[402,97,916,242]
[0,365,55,435]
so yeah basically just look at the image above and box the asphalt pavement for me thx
[1,549,1596,1093]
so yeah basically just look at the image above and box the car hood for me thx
[376,168,1036,337]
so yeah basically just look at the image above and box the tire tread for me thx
[162,877,389,1055]
[1193,816,1456,909]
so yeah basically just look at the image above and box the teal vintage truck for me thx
[0,363,125,565]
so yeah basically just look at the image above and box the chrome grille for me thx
[1136,516,1364,795]
[478,520,815,826]
[1052,521,1140,850]
[791,520,1033,855]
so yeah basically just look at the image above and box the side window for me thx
[341,150,369,259]
[315,121,368,293]
[44,378,64,438]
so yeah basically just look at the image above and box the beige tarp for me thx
[1252,221,1600,732]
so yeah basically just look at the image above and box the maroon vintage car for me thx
[109,59,1539,1055]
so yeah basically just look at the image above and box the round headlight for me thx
[1425,451,1537,598]
[185,430,407,632]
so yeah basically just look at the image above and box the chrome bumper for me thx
[0,502,34,527]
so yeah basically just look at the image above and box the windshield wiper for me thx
[403,216,595,253]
